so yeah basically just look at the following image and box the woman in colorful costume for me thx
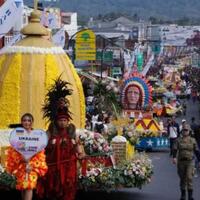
[6,113,48,200]
[37,78,84,200]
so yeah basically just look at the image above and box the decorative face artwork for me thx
[121,73,152,111]
[125,85,142,109]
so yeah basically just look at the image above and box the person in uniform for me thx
[172,124,200,200]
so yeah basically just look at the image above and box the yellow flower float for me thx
[0,10,85,129]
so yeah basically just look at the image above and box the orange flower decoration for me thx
[6,147,48,190]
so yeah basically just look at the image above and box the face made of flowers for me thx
[21,116,33,131]
[56,117,69,129]
[126,85,141,109]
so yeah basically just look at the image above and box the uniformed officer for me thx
[172,124,200,200]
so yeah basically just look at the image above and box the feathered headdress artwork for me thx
[42,76,73,122]
[121,72,152,110]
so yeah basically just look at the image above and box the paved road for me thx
[76,99,200,200]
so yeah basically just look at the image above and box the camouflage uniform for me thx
[173,136,200,200]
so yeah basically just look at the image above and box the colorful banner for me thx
[0,0,23,38]
[75,29,96,61]
[9,128,48,160]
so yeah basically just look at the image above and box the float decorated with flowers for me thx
[78,152,153,191]
[0,7,85,190]
[0,10,85,130]
[119,72,169,150]
[76,129,153,191]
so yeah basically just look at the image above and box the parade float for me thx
[75,78,154,190]
[0,7,153,192]
[0,7,85,187]
[0,10,85,130]
[119,72,169,150]
[149,72,183,117]
[76,129,153,191]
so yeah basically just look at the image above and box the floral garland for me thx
[65,55,85,128]
[0,54,6,69]
[79,165,115,191]
[4,46,65,54]
[106,122,139,146]
[0,54,21,128]
[45,54,60,89]
[78,153,153,190]
[77,129,112,156]
[106,122,161,143]
[44,54,60,128]
[121,153,153,188]
[5,147,47,190]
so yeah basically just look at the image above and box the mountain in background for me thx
[24,0,200,20]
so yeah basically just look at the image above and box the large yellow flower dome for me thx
[0,11,85,129]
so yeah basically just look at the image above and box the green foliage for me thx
[0,172,16,189]
[78,153,153,190]
[93,80,121,116]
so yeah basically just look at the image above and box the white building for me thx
[88,17,149,42]
[146,25,161,42]
[62,12,78,38]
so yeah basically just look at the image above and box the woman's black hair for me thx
[8,113,34,128]
[21,113,34,122]
[8,123,23,128]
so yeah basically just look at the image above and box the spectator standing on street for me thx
[167,116,180,156]
[172,124,200,200]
